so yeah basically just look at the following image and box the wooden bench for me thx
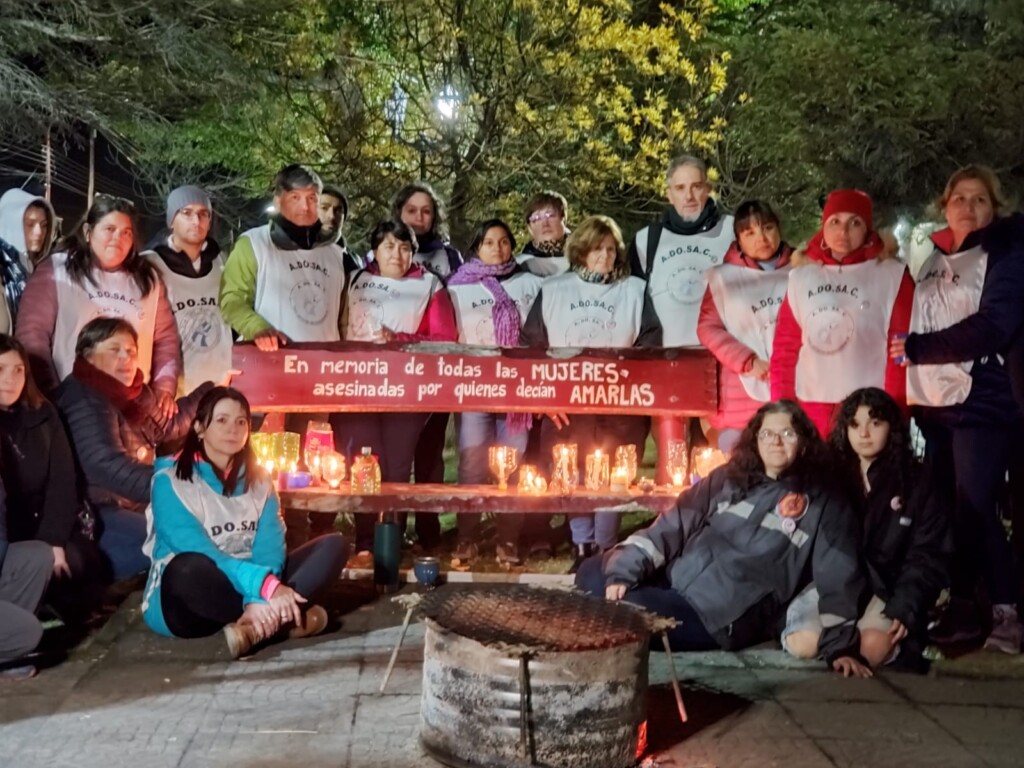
[234,341,716,517]
[279,482,681,516]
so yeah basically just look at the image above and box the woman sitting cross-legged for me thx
[142,387,347,658]
[576,400,872,677]
[782,388,951,670]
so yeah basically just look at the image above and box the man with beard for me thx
[319,184,364,272]
[628,155,734,480]
[144,186,233,394]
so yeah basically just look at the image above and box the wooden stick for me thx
[660,631,688,723]
[379,606,415,693]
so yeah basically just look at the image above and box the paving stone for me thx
[885,674,1024,708]
[816,737,981,768]
[781,700,962,745]
[924,704,1024,746]
[748,668,904,703]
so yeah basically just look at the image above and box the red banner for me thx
[232,342,717,415]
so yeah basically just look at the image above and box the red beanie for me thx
[822,189,873,231]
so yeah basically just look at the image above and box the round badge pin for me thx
[782,518,797,535]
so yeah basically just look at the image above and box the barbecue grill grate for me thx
[416,585,671,652]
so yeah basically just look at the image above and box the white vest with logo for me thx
[635,216,734,346]
[248,225,346,342]
[415,246,455,278]
[540,273,646,348]
[515,252,569,278]
[345,270,439,341]
[51,251,160,382]
[147,252,233,394]
[449,273,543,346]
[787,258,905,402]
[143,470,271,563]
[906,245,987,406]
[707,262,792,401]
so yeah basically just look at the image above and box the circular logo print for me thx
[350,298,384,341]
[668,265,706,305]
[179,306,224,353]
[805,306,854,354]
[289,281,327,325]
[564,318,607,346]
[474,316,496,345]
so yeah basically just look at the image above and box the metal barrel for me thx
[420,619,648,768]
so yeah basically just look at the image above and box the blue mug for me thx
[413,556,441,588]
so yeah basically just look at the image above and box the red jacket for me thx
[770,231,914,437]
[698,243,793,431]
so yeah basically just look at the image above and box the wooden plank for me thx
[279,483,681,515]
[232,341,717,416]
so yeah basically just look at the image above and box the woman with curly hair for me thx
[783,388,950,669]
[577,400,871,677]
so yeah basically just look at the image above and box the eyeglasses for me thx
[178,208,212,222]
[757,428,799,444]
[527,210,561,224]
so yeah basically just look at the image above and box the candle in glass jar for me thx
[672,471,685,488]
[585,449,609,490]
[610,466,629,493]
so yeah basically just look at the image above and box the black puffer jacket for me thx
[603,466,864,665]
[0,401,79,545]
[56,376,211,512]
[860,458,951,633]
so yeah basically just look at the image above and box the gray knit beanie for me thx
[166,185,211,227]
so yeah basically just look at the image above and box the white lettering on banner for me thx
[312,380,406,398]
[569,383,655,406]
[530,361,622,384]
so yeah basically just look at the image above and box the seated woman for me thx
[56,317,211,581]
[783,388,951,669]
[339,220,458,554]
[0,473,53,681]
[142,387,346,658]
[0,334,101,619]
[576,400,871,677]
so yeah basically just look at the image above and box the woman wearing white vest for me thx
[339,220,458,556]
[522,215,662,570]
[890,166,1024,653]
[391,182,462,505]
[142,387,346,658]
[515,190,571,277]
[447,219,543,565]
[771,189,914,438]
[144,185,233,396]
[698,200,794,453]
[16,195,180,419]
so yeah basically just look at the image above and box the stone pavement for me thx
[2,581,1024,768]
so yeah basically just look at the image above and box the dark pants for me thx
[97,506,149,581]
[0,541,52,665]
[332,411,440,551]
[924,422,1019,605]
[575,554,719,651]
[540,414,648,548]
[159,534,347,638]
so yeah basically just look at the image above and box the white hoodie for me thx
[0,188,57,333]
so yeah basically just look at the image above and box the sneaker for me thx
[287,605,329,640]
[0,665,37,681]
[452,541,479,563]
[984,604,1023,655]
[496,542,521,566]
[569,543,599,575]
[929,597,983,645]
[528,540,554,561]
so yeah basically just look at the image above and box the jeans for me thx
[98,506,150,581]
[539,414,647,549]
[575,554,719,650]
[456,412,529,543]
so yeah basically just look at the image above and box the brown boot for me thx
[287,605,329,640]
[223,621,262,659]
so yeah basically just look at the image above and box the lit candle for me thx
[672,471,685,488]
[264,458,276,475]
[533,476,547,493]
[610,466,629,493]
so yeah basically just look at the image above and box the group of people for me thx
[0,151,1022,673]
